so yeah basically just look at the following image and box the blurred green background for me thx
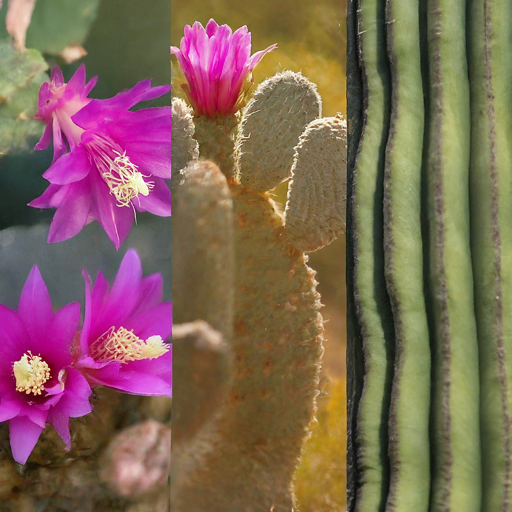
[172,3,347,510]
[0,0,170,231]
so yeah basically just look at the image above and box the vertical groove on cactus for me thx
[382,0,431,509]
[351,0,394,509]
[468,0,512,509]
[426,0,481,509]
[346,0,365,508]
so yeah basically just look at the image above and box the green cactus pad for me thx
[284,114,347,253]
[0,41,47,155]
[235,70,322,192]
[171,98,198,184]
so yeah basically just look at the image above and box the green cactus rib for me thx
[382,0,430,509]
[468,0,512,509]
[426,0,481,509]
[351,0,394,509]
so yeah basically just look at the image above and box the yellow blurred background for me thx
[171,2,347,508]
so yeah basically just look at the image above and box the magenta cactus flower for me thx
[171,19,276,118]
[76,249,172,397]
[31,65,172,250]
[0,266,92,465]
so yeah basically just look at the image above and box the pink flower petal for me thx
[90,170,133,250]
[41,302,80,366]
[34,121,53,151]
[43,145,91,185]
[132,273,164,317]
[0,398,21,422]
[125,302,173,341]
[9,416,44,464]
[18,266,53,340]
[53,368,92,418]
[48,179,93,244]
[93,371,172,397]
[90,249,143,337]
[0,305,29,368]
[134,178,171,216]
[47,409,71,450]
[28,184,67,209]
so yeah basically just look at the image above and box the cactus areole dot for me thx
[13,352,51,395]
[171,19,277,118]
[89,326,169,364]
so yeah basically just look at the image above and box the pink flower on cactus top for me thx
[76,249,172,397]
[171,19,276,118]
[31,65,172,250]
[0,267,92,465]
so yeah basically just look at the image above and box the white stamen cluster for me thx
[89,136,154,208]
[101,151,154,207]
[13,352,51,395]
[89,326,169,364]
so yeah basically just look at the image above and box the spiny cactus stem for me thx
[426,0,481,508]
[383,0,431,509]
[468,0,512,509]
[351,0,395,508]
[193,115,238,180]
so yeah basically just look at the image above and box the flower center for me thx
[89,326,169,364]
[13,352,51,395]
[87,137,154,208]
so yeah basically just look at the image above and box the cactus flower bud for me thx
[171,19,276,118]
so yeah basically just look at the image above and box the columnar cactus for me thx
[171,68,347,510]
[347,0,510,510]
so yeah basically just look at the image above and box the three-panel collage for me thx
[0,0,511,511]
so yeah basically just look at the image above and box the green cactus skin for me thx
[426,0,481,509]
[284,115,347,254]
[468,1,512,509]
[350,0,394,509]
[382,0,431,509]
[234,71,322,192]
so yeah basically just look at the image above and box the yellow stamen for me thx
[101,151,154,207]
[13,352,51,395]
[89,326,169,364]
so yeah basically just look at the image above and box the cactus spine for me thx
[172,70,346,510]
